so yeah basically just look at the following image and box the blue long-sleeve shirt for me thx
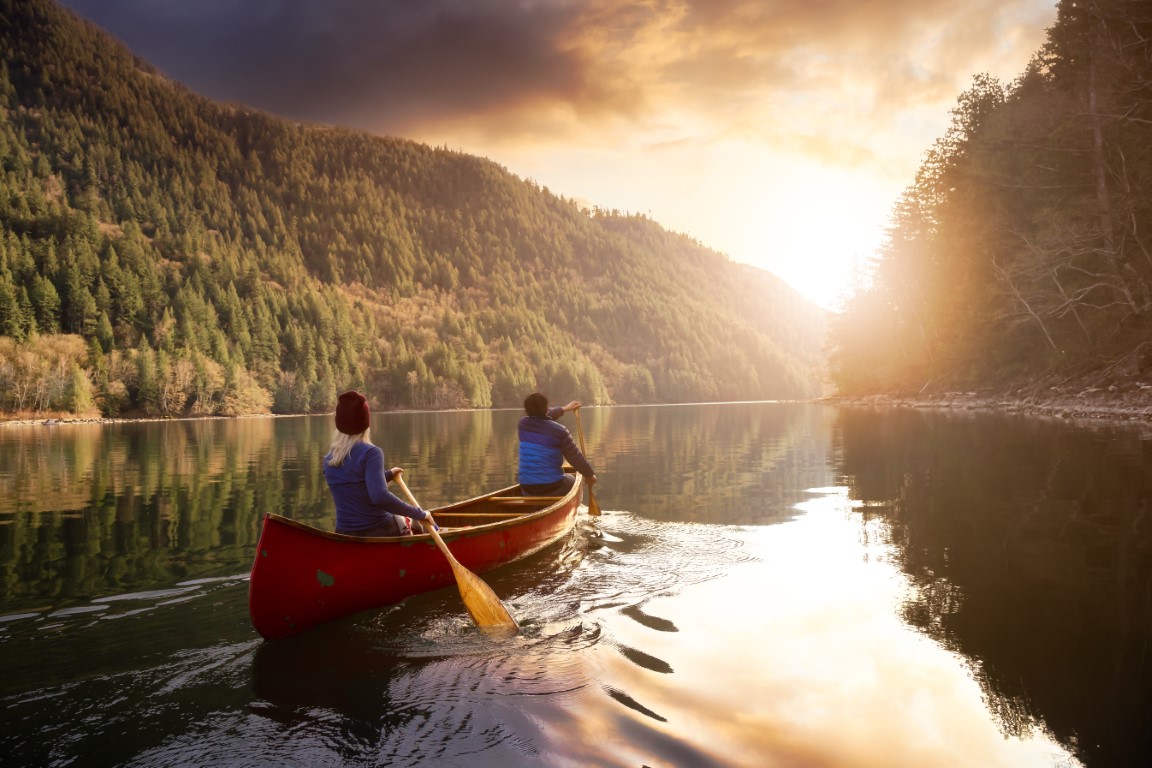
[323,441,425,532]
[517,406,595,486]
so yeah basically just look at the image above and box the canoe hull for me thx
[248,475,582,639]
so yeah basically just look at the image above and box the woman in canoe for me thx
[323,390,435,537]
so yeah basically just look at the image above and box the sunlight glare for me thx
[578,491,1083,768]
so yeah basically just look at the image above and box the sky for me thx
[60,0,1059,310]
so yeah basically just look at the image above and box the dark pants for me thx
[521,474,575,497]
[338,515,426,537]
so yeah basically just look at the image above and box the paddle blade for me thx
[449,560,520,632]
[587,488,602,517]
[428,526,518,632]
[396,476,519,634]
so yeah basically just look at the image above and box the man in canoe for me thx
[518,392,597,496]
[323,390,435,537]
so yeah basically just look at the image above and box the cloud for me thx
[62,0,589,128]
[62,0,1052,155]
[59,0,1056,309]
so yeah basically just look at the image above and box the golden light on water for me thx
[551,490,1080,767]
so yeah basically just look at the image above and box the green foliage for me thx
[0,0,826,418]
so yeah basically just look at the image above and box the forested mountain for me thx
[0,0,826,419]
[831,0,1152,396]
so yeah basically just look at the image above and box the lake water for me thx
[1,402,1150,767]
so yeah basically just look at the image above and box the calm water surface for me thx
[1,403,1150,767]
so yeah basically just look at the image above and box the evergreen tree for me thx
[28,273,60,333]
[0,0,828,420]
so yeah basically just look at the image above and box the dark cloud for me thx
[59,0,1052,154]
[60,0,591,133]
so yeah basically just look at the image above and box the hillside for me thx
[0,0,827,419]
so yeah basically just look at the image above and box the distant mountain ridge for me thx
[0,0,826,418]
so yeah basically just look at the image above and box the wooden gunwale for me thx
[260,482,570,541]
[248,473,584,639]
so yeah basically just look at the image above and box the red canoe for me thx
[248,473,584,640]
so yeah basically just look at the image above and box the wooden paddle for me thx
[573,408,602,516]
[394,475,519,633]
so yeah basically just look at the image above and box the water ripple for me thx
[6,510,758,767]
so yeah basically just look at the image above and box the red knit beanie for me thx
[335,390,370,435]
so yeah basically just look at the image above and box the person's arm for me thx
[365,448,427,519]
[557,428,595,479]
[547,400,582,420]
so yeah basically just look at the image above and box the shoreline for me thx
[0,412,292,428]
[5,390,1152,427]
[819,387,1152,424]
[0,406,514,428]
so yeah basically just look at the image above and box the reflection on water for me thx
[607,403,836,523]
[838,407,1152,768]
[579,495,1076,768]
[0,404,832,616]
[0,403,1144,765]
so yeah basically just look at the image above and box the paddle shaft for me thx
[573,408,602,516]
[394,475,519,632]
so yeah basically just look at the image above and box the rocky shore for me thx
[0,413,283,428]
[820,342,1152,424]
[821,380,1152,424]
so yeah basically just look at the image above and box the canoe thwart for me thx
[440,512,535,519]
[491,496,564,503]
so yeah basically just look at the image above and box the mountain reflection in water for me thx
[3,403,1145,765]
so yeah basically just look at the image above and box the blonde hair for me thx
[326,428,370,467]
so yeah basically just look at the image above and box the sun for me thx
[762,203,885,311]
[729,166,894,312]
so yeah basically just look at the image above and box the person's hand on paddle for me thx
[389,466,404,479]
[561,400,581,412]
[586,474,597,486]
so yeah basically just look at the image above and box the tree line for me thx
[0,0,826,419]
[831,0,1152,394]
